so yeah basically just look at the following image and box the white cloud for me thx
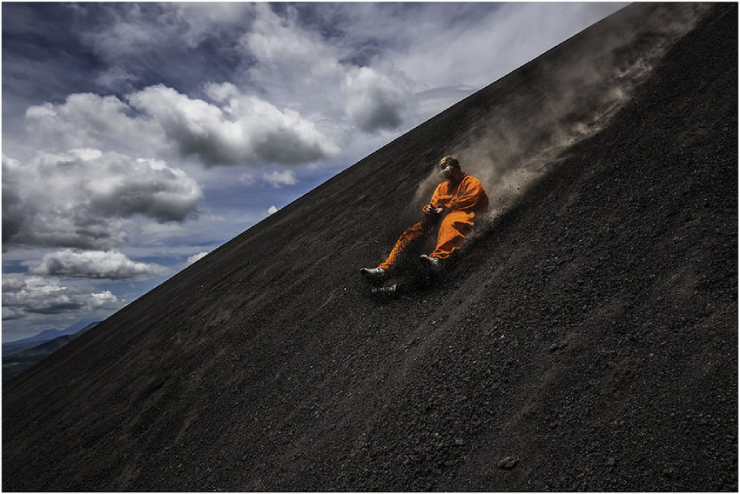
[343,67,408,132]
[21,83,339,168]
[385,3,625,95]
[24,92,162,155]
[267,205,279,215]
[127,84,340,167]
[186,251,209,266]
[204,81,241,103]
[241,4,413,134]
[2,151,202,250]
[263,170,297,188]
[242,4,345,109]
[14,4,627,174]
[2,274,122,320]
[28,249,170,279]
[69,148,103,161]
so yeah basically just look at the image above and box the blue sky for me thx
[2,2,625,342]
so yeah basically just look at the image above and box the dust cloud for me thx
[412,3,710,235]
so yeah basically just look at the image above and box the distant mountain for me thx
[2,322,99,382]
[2,340,44,357]
[2,319,100,356]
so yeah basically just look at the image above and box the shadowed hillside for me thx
[3,3,737,491]
[2,322,98,382]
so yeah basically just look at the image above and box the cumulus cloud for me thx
[343,67,407,132]
[267,206,279,215]
[2,151,202,250]
[23,83,339,168]
[186,251,209,266]
[230,3,626,137]
[14,4,626,170]
[2,274,121,320]
[28,249,170,279]
[24,92,162,154]
[263,170,297,188]
[241,4,412,134]
[132,84,339,166]
[241,4,344,108]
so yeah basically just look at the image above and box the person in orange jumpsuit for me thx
[361,155,489,280]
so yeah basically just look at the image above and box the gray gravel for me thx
[3,3,736,492]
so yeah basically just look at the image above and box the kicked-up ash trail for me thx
[3,3,737,491]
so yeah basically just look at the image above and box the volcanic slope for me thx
[3,3,737,492]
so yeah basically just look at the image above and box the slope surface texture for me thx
[3,3,737,491]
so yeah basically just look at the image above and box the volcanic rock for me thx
[3,3,737,492]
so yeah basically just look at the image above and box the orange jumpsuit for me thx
[379,173,489,270]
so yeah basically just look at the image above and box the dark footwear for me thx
[420,255,442,271]
[360,266,387,281]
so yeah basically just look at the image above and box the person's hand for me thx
[423,205,445,215]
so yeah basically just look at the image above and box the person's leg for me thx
[379,220,432,270]
[429,211,474,260]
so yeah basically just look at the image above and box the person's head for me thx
[438,155,462,183]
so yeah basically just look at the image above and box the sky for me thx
[1,2,626,342]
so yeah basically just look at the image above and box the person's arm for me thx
[424,185,446,214]
[448,178,488,212]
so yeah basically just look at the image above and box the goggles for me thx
[439,165,456,179]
